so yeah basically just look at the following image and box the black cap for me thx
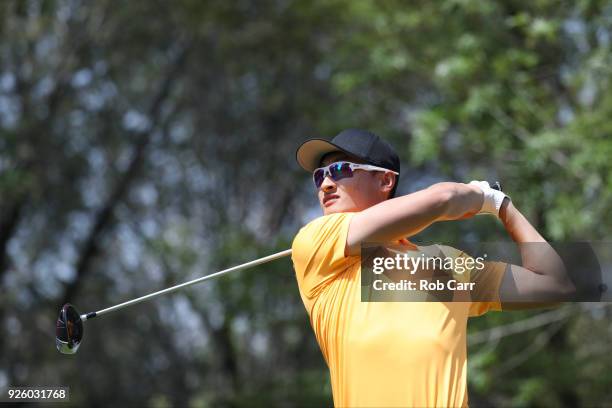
[296,129,401,196]
[296,129,400,172]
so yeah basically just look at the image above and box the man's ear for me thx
[380,172,395,194]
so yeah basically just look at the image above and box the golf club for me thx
[56,182,503,355]
[56,249,292,354]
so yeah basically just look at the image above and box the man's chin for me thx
[322,201,353,215]
[322,202,341,215]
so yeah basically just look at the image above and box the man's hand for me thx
[468,180,509,217]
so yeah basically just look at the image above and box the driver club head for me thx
[56,303,84,355]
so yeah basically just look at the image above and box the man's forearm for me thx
[499,199,545,243]
[346,182,483,254]
[499,199,569,284]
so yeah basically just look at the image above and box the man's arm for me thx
[498,199,575,306]
[346,182,484,256]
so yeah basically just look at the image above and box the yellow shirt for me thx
[291,213,507,407]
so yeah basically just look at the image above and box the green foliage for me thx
[0,0,610,406]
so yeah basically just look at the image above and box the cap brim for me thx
[296,138,353,172]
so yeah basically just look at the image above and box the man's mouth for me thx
[323,194,340,207]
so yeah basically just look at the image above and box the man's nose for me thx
[320,175,336,192]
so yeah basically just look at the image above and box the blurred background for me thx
[1,0,611,406]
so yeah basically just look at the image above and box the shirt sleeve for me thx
[291,212,358,308]
[437,245,507,317]
[468,259,507,316]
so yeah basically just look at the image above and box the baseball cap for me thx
[296,128,401,196]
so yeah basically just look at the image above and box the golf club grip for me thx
[491,181,502,191]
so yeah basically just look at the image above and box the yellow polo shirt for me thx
[291,213,506,407]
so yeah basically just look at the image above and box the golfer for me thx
[291,129,574,407]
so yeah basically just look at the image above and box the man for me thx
[291,129,574,407]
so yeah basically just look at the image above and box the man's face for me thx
[317,152,393,215]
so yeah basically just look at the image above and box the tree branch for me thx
[61,44,191,304]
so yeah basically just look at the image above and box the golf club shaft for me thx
[81,249,293,321]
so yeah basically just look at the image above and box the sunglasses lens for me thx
[313,169,325,187]
[330,162,353,181]
[313,162,355,187]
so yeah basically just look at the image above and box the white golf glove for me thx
[468,180,509,217]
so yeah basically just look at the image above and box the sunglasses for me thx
[313,161,398,188]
